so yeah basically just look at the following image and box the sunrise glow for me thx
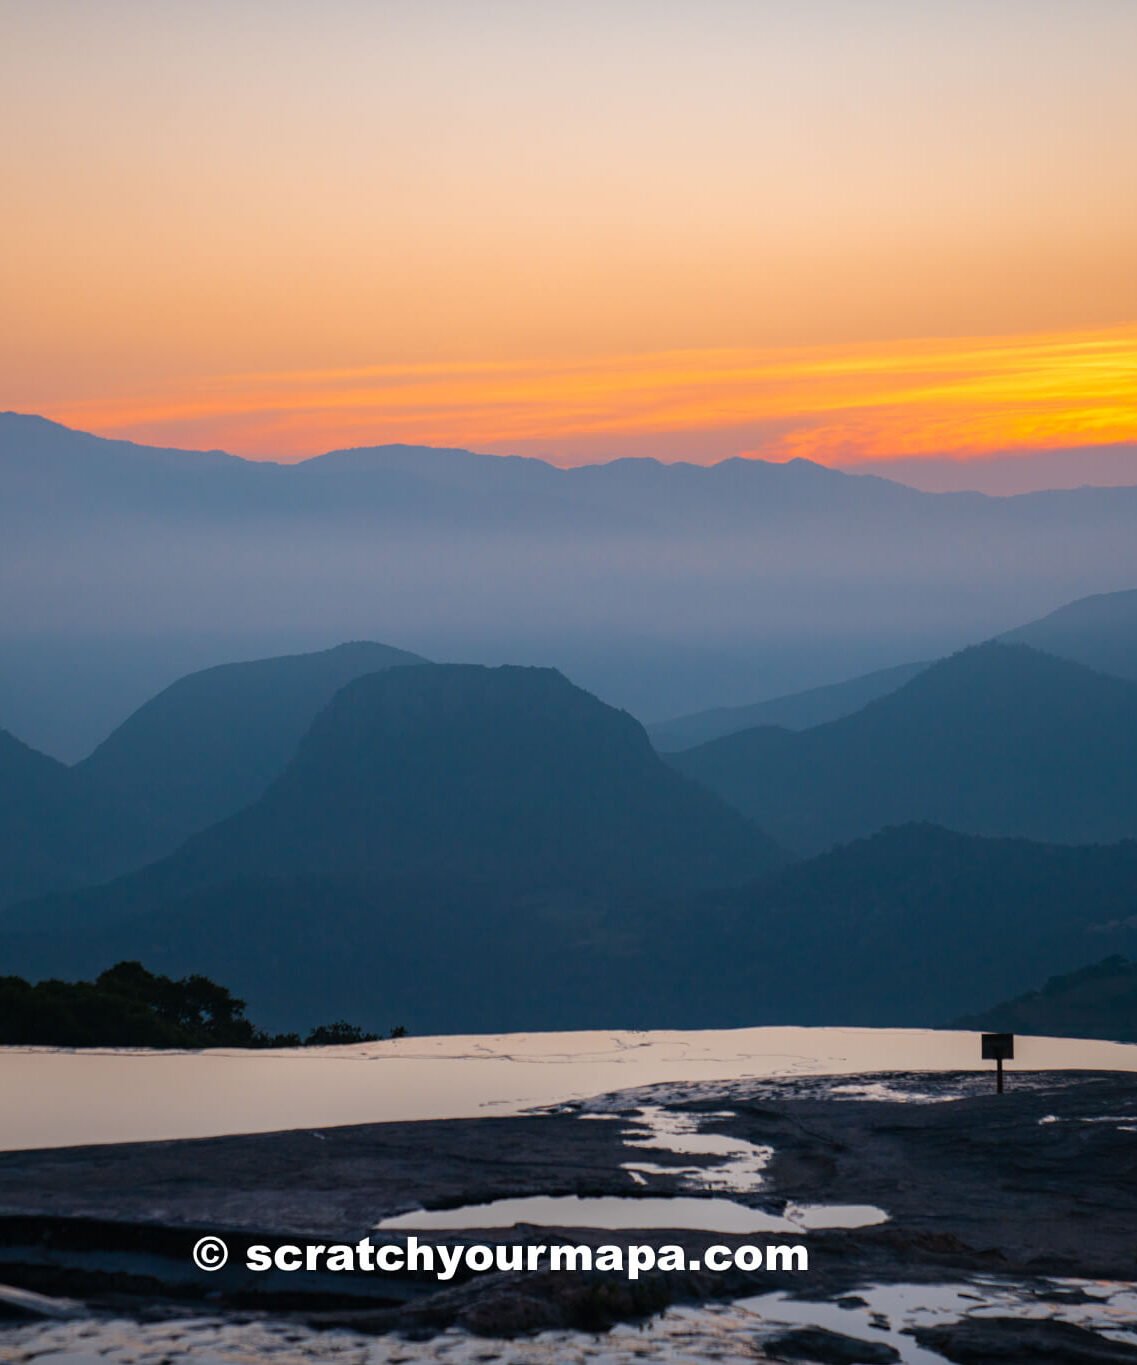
[4,2,1137,468]
[33,325,1137,466]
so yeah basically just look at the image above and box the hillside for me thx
[649,585,1137,751]
[0,729,158,910]
[632,825,1137,1029]
[3,825,1134,1035]
[669,642,1137,852]
[648,660,929,750]
[78,640,426,844]
[1002,587,1137,682]
[955,956,1137,1044]
[81,664,784,896]
[0,664,783,1029]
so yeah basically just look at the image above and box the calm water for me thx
[2,1026,1135,1151]
[375,1192,888,1234]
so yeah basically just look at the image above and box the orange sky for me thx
[36,326,1137,466]
[3,1,1136,465]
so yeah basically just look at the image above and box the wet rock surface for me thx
[0,1070,1134,1358]
[913,1315,1137,1362]
[0,1111,651,1240]
[763,1324,901,1361]
[701,1069,1137,1280]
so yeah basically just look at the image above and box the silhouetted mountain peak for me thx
[7,664,773,926]
[851,640,1137,730]
[289,663,654,783]
[78,639,427,841]
[218,662,781,892]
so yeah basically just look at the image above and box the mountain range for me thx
[651,586,1137,748]
[4,415,1137,1034]
[1001,587,1137,683]
[118,662,782,896]
[648,660,930,750]
[5,819,1135,1034]
[0,665,784,1031]
[849,442,1137,495]
[4,633,1137,1030]
[669,642,1137,853]
[632,824,1137,1029]
[6,412,1137,757]
[0,641,425,910]
[3,587,1137,921]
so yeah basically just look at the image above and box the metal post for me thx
[996,1056,1004,1094]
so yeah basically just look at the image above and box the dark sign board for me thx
[981,1033,1015,1061]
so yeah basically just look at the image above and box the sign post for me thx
[981,1032,1014,1093]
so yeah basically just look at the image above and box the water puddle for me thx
[376,1096,885,1235]
[376,1193,886,1234]
[828,1081,960,1103]
[1039,1112,1137,1133]
[619,1104,772,1191]
[738,1277,1137,1365]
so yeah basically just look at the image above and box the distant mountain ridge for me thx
[5,416,1137,1034]
[648,660,930,749]
[7,412,1137,748]
[1002,588,1137,683]
[851,442,1137,495]
[650,585,1137,749]
[12,411,1137,526]
[670,642,1137,852]
[3,412,904,529]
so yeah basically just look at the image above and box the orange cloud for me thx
[43,325,1137,465]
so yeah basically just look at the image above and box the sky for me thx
[2,0,1136,471]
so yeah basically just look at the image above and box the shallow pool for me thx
[375,1192,888,1234]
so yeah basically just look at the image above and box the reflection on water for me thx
[620,1105,773,1191]
[1,1278,1134,1364]
[828,1080,959,1102]
[1039,1112,1137,1134]
[3,1026,1136,1151]
[373,1085,888,1237]
[375,1192,887,1234]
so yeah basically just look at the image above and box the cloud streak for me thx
[45,325,1137,467]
